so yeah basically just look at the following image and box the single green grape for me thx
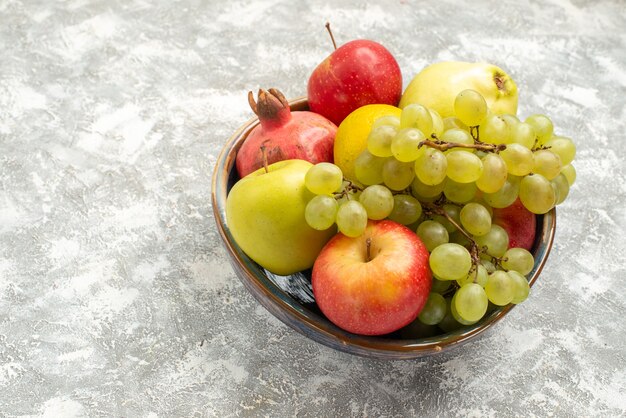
[510,122,537,149]
[508,270,531,304]
[446,151,483,183]
[304,162,343,195]
[454,283,489,322]
[485,270,515,306]
[519,174,555,214]
[560,164,576,186]
[500,143,534,176]
[460,202,492,236]
[543,136,576,166]
[551,173,570,205]
[391,128,426,162]
[388,194,422,225]
[371,115,401,131]
[502,247,534,275]
[431,277,452,294]
[382,158,415,191]
[367,124,397,157]
[450,292,479,325]
[354,150,385,186]
[415,148,447,185]
[335,200,368,237]
[429,109,445,137]
[481,259,497,273]
[416,220,449,251]
[429,243,472,281]
[500,114,520,128]
[525,114,553,145]
[304,195,338,230]
[483,176,520,208]
[411,176,446,199]
[476,153,508,193]
[480,114,511,145]
[443,116,470,132]
[474,224,509,258]
[418,292,447,325]
[443,178,478,203]
[454,89,488,126]
[359,185,394,220]
[401,103,433,135]
[533,149,562,180]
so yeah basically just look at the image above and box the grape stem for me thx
[531,138,552,152]
[332,178,363,200]
[470,126,480,142]
[420,138,506,153]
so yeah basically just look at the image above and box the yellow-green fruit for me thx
[400,61,518,118]
[226,159,336,275]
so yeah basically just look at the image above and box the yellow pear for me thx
[399,61,518,117]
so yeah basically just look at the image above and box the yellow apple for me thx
[226,159,336,276]
[399,61,518,117]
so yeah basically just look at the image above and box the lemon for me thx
[334,104,402,182]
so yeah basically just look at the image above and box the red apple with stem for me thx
[492,198,537,250]
[312,220,432,336]
[307,23,403,126]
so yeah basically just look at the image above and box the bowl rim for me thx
[211,97,556,359]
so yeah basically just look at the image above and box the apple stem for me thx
[260,145,269,173]
[325,22,337,50]
[366,237,372,262]
[421,137,506,153]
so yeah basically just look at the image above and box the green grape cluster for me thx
[355,89,576,215]
[303,88,577,333]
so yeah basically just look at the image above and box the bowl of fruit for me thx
[212,30,576,359]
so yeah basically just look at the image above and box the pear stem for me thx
[325,22,337,50]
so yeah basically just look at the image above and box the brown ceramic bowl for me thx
[212,97,556,360]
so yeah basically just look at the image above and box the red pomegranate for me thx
[236,88,337,178]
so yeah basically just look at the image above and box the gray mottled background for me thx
[1,0,625,416]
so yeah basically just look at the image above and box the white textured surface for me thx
[1,0,625,416]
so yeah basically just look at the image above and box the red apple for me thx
[307,31,402,126]
[492,198,537,250]
[312,220,431,336]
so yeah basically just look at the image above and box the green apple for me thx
[399,61,518,117]
[226,159,336,276]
